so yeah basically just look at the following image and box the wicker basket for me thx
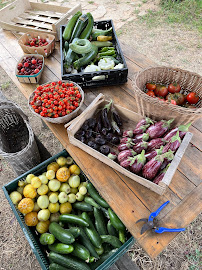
[28,81,84,124]
[0,96,41,176]
[18,31,55,57]
[133,66,202,125]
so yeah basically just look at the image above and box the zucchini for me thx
[107,220,118,237]
[39,233,55,245]
[119,230,126,244]
[90,249,118,270]
[49,252,91,270]
[84,196,100,209]
[94,246,104,256]
[86,183,109,208]
[64,41,69,52]
[48,243,74,254]
[70,14,88,42]
[59,214,89,227]
[64,38,78,68]
[73,202,93,212]
[66,227,80,238]
[71,242,90,261]
[93,208,108,235]
[63,11,82,41]
[73,44,98,70]
[108,208,125,231]
[92,27,113,40]
[49,222,75,245]
[49,262,70,270]
[79,13,94,39]
[90,41,113,48]
[100,235,122,248]
[78,228,99,259]
[85,228,102,249]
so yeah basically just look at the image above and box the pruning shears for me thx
[136,201,186,234]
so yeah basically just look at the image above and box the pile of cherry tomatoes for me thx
[145,82,199,107]
[25,37,49,47]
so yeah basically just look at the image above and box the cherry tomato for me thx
[166,93,185,105]
[146,90,156,97]
[186,92,199,104]
[157,86,168,97]
[168,83,181,94]
[146,83,156,91]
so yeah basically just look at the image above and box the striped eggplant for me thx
[130,150,146,174]
[160,158,172,170]
[147,138,166,152]
[120,156,134,168]
[120,137,132,144]
[135,117,154,129]
[145,146,164,161]
[118,149,136,163]
[146,119,174,139]
[118,142,134,152]
[142,151,174,180]
[153,164,170,185]
[133,133,149,144]
[163,123,191,141]
[123,130,133,138]
[163,131,181,153]
[133,124,150,135]
[133,141,148,154]
[108,152,117,161]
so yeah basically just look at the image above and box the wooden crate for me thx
[66,94,193,195]
[0,0,81,40]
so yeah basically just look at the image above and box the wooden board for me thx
[0,29,201,259]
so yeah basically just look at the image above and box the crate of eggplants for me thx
[75,100,122,157]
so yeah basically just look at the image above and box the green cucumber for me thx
[94,246,104,256]
[72,242,90,261]
[90,41,113,47]
[48,243,74,254]
[79,13,94,39]
[84,196,101,209]
[59,214,89,227]
[85,228,102,249]
[64,41,69,52]
[81,212,96,230]
[93,208,108,235]
[100,235,122,248]
[78,228,99,259]
[49,252,91,270]
[39,233,55,245]
[49,222,75,245]
[107,220,118,237]
[73,44,98,70]
[90,249,118,270]
[73,202,93,212]
[108,208,125,231]
[86,183,109,208]
[70,14,88,42]
[89,256,95,263]
[49,262,70,270]
[66,227,80,238]
[119,230,126,244]
[63,11,82,41]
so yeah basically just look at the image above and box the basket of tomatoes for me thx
[28,80,84,124]
[133,66,202,125]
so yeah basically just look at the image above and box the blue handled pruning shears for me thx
[136,201,185,234]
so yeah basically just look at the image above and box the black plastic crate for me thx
[60,20,128,88]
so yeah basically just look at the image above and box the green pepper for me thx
[99,49,116,57]
[79,13,94,39]
[99,47,114,53]
[63,11,82,41]
[70,14,88,42]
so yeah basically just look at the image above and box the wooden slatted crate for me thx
[0,0,81,40]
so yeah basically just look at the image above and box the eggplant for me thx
[123,130,133,138]
[85,129,93,139]
[153,164,170,185]
[147,138,166,152]
[105,133,113,141]
[100,145,110,155]
[120,157,134,168]
[145,146,164,161]
[163,131,181,153]
[133,124,150,135]
[132,133,149,144]
[82,123,90,131]
[111,116,121,135]
[111,103,122,127]
[118,142,134,152]
[96,113,103,133]
[120,137,132,144]
[95,137,106,145]
[160,158,172,170]
[118,149,136,163]
[111,136,120,144]
[142,151,174,180]
[80,136,85,143]
[101,128,108,136]
[135,117,154,129]
[146,119,174,139]
[101,100,112,130]
[133,141,148,154]
[163,123,191,141]
[87,118,97,129]
[130,150,146,174]
[108,152,117,161]
[87,140,99,150]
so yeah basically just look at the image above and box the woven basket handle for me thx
[0,101,29,122]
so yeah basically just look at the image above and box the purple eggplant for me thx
[111,103,122,127]
[123,130,133,138]
[108,152,117,161]
[163,123,191,141]
[147,138,166,152]
[118,149,136,163]
[130,150,146,174]
[163,131,181,153]
[145,146,164,161]
[120,137,132,144]
[153,164,170,185]
[142,151,174,180]
[146,119,174,139]
[133,124,150,135]
[133,133,149,144]
[118,142,134,152]
[135,117,154,129]
[101,100,112,130]
[160,158,172,170]
[133,141,148,154]
[120,157,134,168]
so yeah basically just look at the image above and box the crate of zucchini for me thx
[60,11,128,87]
[3,149,134,270]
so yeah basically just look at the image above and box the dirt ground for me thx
[0,0,201,269]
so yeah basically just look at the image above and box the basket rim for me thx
[18,31,55,46]
[28,80,85,124]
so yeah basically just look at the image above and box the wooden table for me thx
[0,29,201,259]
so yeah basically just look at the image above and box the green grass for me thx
[186,249,202,270]
[1,81,10,89]
[139,0,202,32]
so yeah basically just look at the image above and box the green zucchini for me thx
[48,243,74,254]
[84,196,101,209]
[71,242,90,261]
[79,13,94,39]
[107,220,118,237]
[85,228,102,249]
[81,212,95,230]
[86,183,109,208]
[100,235,122,248]
[49,262,70,270]
[90,41,113,47]
[63,11,82,41]
[73,44,98,70]
[39,233,55,245]
[73,202,93,212]
[49,252,91,270]
[59,214,89,227]
[78,228,99,259]
[64,41,69,52]
[92,27,113,40]
[94,246,104,256]
[70,14,88,42]
[90,249,118,270]
[93,208,108,235]
[64,38,78,68]
[108,208,125,231]
[119,230,126,244]
[49,222,75,245]
[66,227,80,238]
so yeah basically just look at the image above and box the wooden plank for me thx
[109,265,119,270]
[12,17,53,30]
[25,10,61,18]
[192,118,202,133]
[189,125,202,151]
[20,13,57,24]
[29,1,70,13]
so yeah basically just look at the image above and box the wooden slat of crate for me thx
[26,10,63,19]
[12,17,53,30]
[20,13,58,24]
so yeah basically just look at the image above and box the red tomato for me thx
[168,83,181,94]
[146,90,156,97]
[158,86,168,97]
[186,92,199,104]
[146,83,156,91]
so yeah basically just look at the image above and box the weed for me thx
[116,29,123,36]
[142,0,148,3]
[88,1,94,4]
[1,81,10,89]
[0,0,10,9]
[134,9,140,15]
[186,249,202,270]
[176,45,184,50]
[116,0,120,4]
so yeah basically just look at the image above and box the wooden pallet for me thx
[0,0,81,40]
